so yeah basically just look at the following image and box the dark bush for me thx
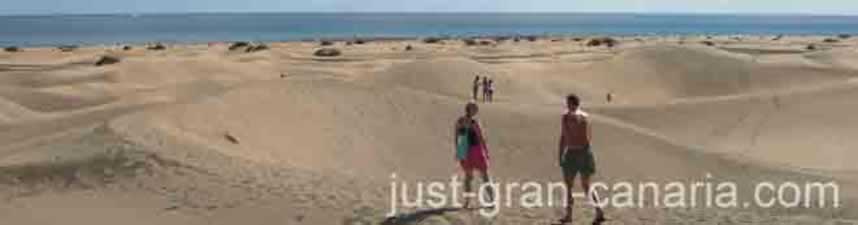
[572,37,584,42]
[245,44,269,53]
[823,38,840,43]
[95,55,120,66]
[147,43,166,50]
[587,37,618,47]
[526,36,538,42]
[838,34,851,39]
[58,45,78,52]
[423,37,442,44]
[354,39,367,45]
[229,42,250,50]
[806,44,817,51]
[320,40,334,46]
[4,46,19,52]
[464,39,478,46]
[701,41,715,46]
[405,45,413,51]
[122,45,132,51]
[314,48,342,57]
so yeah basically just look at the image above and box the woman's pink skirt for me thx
[460,145,489,172]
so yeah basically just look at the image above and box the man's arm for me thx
[582,115,592,146]
[558,115,568,165]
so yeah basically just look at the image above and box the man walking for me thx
[558,94,606,224]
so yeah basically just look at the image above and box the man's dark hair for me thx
[566,94,580,106]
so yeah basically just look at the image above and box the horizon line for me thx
[2,11,858,17]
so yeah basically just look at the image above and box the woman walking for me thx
[454,102,494,208]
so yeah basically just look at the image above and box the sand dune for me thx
[0,97,38,123]
[806,48,858,70]
[0,87,116,113]
[574,45,855,104]
[1,38,857,225]
[593,82,858,172]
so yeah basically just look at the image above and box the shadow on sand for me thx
[381,207,483,225]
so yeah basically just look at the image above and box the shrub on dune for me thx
[122,45,132,51]
[422,37,442,44]
[320,40,334,46]
[838,34,851,39]
[772,34,784,41]
[823,38,840,43]
[525,36,538,42]
[405,45,413,51]
[245,43,269,53]
[806,44,817,51]
[463,39,478,46]
[701,41,715,46]
[229,42,250,51]
[314,48,342,57]
[354,39,367,45]
[147,43,166,50]
[3,46,19,52]
[587,37,618,47]
[58,45,78,52]
[95,55,120,66]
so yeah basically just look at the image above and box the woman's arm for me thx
[474,120,489,159]
[453,118,462,160]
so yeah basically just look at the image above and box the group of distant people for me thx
[472,75,495,102]
[454,93,605,224]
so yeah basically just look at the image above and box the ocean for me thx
[1,13,857,47]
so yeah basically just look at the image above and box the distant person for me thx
[486,79,495,102]
[558,94,605,224]
[472,76,481,101]
[454,102,494,208]
[481,77,490,102]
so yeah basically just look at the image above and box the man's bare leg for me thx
[581,175,606,224]
[561,174,576,223]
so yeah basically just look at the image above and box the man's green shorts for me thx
[561,146,596,177]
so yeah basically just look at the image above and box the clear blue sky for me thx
[2,0,858,15]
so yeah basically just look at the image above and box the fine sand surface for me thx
[1,36,858,225]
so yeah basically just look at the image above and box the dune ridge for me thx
[1,38,858,224]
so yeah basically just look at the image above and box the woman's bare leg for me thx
[463,169,473,209]
[480,171,495,206]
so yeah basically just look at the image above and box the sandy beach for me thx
[1,35,858,224]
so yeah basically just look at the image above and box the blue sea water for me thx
[1,13,857,47]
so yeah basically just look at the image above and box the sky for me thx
[2,0,858,15]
